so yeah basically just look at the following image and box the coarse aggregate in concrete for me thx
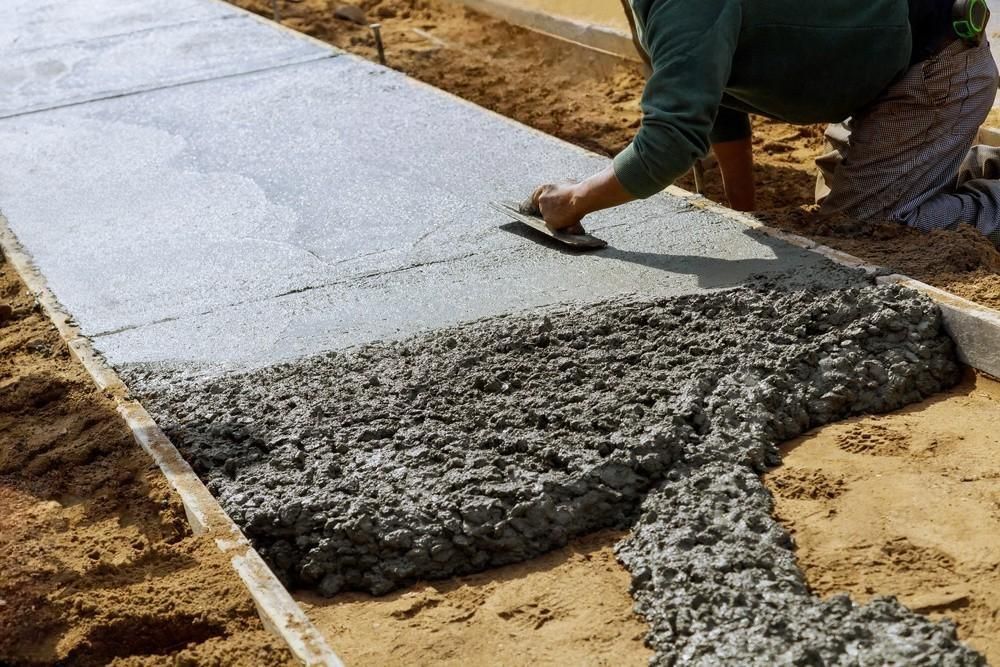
[0,55,827,366]
[125,268,983,663]
[618,463,984,666]
[0,14,331,118]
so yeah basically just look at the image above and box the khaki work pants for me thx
[816,38,1000,248]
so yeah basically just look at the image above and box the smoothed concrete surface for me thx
[0,14,332,118]
[0,55,828,367]
[0,0,234,54]
[94,217,822,365]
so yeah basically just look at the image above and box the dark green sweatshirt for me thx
[614,0,913,198]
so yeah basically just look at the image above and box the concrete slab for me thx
[0,0,234,54]
[0,53,812,352]
[0,54,828,367]
[0,15,332,118]
[95,215,825,366]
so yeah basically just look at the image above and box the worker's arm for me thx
[713,136,755,211]
[532,0,742,229]
[531,166,634,230]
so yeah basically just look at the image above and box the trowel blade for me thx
[491,201,608,250]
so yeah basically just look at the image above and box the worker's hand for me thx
[530,166,636,232]
[531,182,584,231]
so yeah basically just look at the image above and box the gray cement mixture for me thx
[620,463,982,665]
[125,270,984,664]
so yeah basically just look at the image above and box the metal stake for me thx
[692,158,706,195]
[370,23,386,66]
[271,0,280,23]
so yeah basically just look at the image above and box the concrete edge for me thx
[455,0,640,61]
[0,217,344,667]
[877,275,1000,379]
[210,0,350,54]
[675,191,1000,377]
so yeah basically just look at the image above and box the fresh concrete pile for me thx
[127,268,981,663]
[619,464,982,665]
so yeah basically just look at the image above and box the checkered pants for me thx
[815,38,1000,248]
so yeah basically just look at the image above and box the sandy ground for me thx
[240,0,1000,310]
[766,370,1000,664]
[0,254,293,666]
[298,531,651,665]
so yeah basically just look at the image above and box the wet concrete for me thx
[620,463,983,665]
[0,14,330,118]
[0,54,826,364]
[125,268,982,663]
[89,218,826,366]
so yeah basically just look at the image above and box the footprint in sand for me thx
[768,466,847,500]
[836,422,911,456]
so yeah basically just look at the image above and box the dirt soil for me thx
[298,530,651,666]
[0,255,294,666]
[239,0,1000,309]
[766,370,1000,664]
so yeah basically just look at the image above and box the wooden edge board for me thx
[0,217,344,667]
[977,126,1000,147]
[456,0,639,61]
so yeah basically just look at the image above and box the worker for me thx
[530,0,1000,249]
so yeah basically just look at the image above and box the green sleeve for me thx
[612,0,742,199]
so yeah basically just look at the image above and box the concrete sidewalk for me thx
[1,4,987,666]
[0,0,826,370]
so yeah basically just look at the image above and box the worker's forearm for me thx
[713,137,755,211]
[573,165,636,217]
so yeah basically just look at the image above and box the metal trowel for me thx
[491,200,608,250]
